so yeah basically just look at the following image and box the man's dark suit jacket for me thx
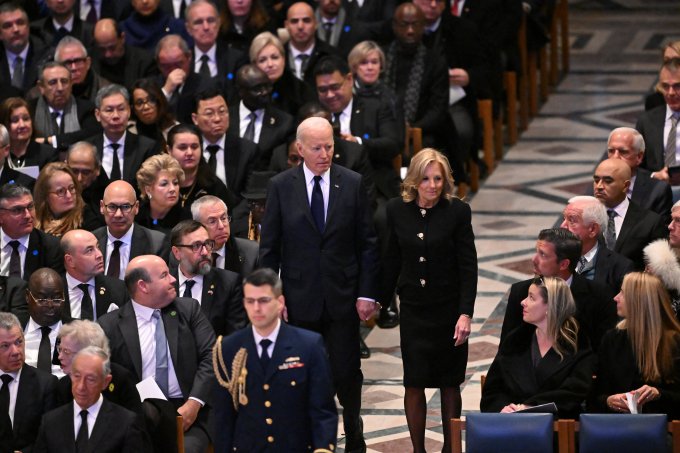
[73,0,132,22]
[162,71,217,124]
[170,266,245,337]
[213,322,338,453]
[29,97,102,151]
[29,15,94,49]
[93,223,171,270]
[0,276,28,325]
[0,166,36,192]
[93,45,157,91]
[33,399,148,453]
[348,95,403,200]
[61,273,129,321]
[285,40,339,87]
[98,297,216,413]
[86,132,160,191]
[17,228,65,280]
[210,133,259,198]
[1,364,58,453]
[228,103,295,171]
[501,274,618,350]
[631,167,672,223]
[314,8,374,58]
[587,244,634,294]
[191,40,247,101]
[636,105,669,173]
[222,236,259,278]
[0,37,48,94]
[259,164,379,322]
[615,200,668,270]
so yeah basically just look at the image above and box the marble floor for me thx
[337,2,680,452]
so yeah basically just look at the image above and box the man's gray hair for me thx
[73,345,111,376]
[0,312,21,331]
[94,84,130,109]
[607,127,645,153]
[0,124,9,148]
[568,195,608,232]
[191,195,228,221]
[54,36,88,60]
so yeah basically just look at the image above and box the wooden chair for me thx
[397,126,423,174]
[477,99,495,173]
[559,0,570,74]
[177,416,185,453]
[504,70,519,146]
[517,13,530,131]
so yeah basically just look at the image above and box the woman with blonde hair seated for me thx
[592,272,680,419]
[481,276,595,418]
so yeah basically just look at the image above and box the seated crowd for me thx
[0,0,678,452]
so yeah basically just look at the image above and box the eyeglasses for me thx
[28,290,65,306]
[244,296,274,305]
[57,345,75,356]
[103,202,137,214]
[133,97,158,108]
[174,239,216,252]
[61,57,88,67]
[0,202,34,216]
[204,215,231,227]
[199,108,228,119]
[49,185,76,198]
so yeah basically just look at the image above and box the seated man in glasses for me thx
[93,180,170,280]
[169,220,245,337]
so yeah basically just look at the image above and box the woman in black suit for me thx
[481,276,595,419]
[382,149,477,453]
[592,272,680,419]
[0,97,57,169]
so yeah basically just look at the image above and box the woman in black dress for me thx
[382,148,477,453]
[592,272,680,419]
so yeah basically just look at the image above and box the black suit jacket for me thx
[314,7,374,58]
[73,0,132,22]
[285,40,340,87]
[259,164,379,321]
[348,95,403,200]
[228,103,295,171]
[170,267,245,337]
[29,97,102,151]
[501,274,618,350]
[33,399,148,453]
[29,15,94,49]
[209,133,259,198]
[223,236,259,278]
[191,40,247,101]
[163,71,217,124]
[12,141,58,171]
[589,244,634,294]
[3,364,58,453]
[0,37,48,94]
[92,223,171,271]
[86,132,160,190]
[631,167,672,223]
[0,276,29,325]
[98,297,216,404]
[61,273,129,321]
[20,229,65,280]
[93,45,157,91]
[0,166,36,191]
[615,200,668,269]
[636,105,667,172]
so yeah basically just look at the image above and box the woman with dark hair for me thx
[481,276,595,418]
[130,78,179,148]
[219,0,273,52]
[33,162,102,235]
[0,97,57,169]
[592,272,680,419]
[165,124,236,216]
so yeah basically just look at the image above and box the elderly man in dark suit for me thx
[0,184,64,281]
[501,228,618,351]
[60,229,128,320]
[34,346,148,452]
[93,180,170,279]
[260,116,380,453]
[169,220,245,337]
[0,312,58,453]
[593,158,668,269]
[98,255,216,453]
[213,268,337,453]
[561,195,634,294]
[607,127,672,223]
[86,84,160,193]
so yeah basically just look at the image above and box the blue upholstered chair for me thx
[457,413,555,453]
[578,414,668,453]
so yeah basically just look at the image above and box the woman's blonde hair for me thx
[347,40,385,75]
[136,153,185,200]
[401,148,455,203]
[618,272,680,382]
[33,162,83,236]
[533,276,579,359]
[249,31,284,64]
[663,40,680,62]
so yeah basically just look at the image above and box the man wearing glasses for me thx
[170,220,245,336]
[0,184,64,281]
[23,267,66,377]
[54,36,108,104]
[93,180,170,280]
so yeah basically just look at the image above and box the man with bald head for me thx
[260,116,379,453]
[98,255,216,453]
[561,195,634,293]
[593,158,667,269]
[92,18,156,91]
[93,180,170,280]
[232,64,294,170]
[60,229,128,321]
[606,126,672,222]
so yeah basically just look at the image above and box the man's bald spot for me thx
[597,157,632,181]
[94,18,117,38]
[103,180,136,201]
[126,254,162,277]
[287,1,315,19]
[296,116,333,142]
[28,268,63,293]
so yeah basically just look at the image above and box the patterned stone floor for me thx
[335,2,680,452]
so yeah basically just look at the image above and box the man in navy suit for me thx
[213,268,338,453]
[259,116,380,453]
